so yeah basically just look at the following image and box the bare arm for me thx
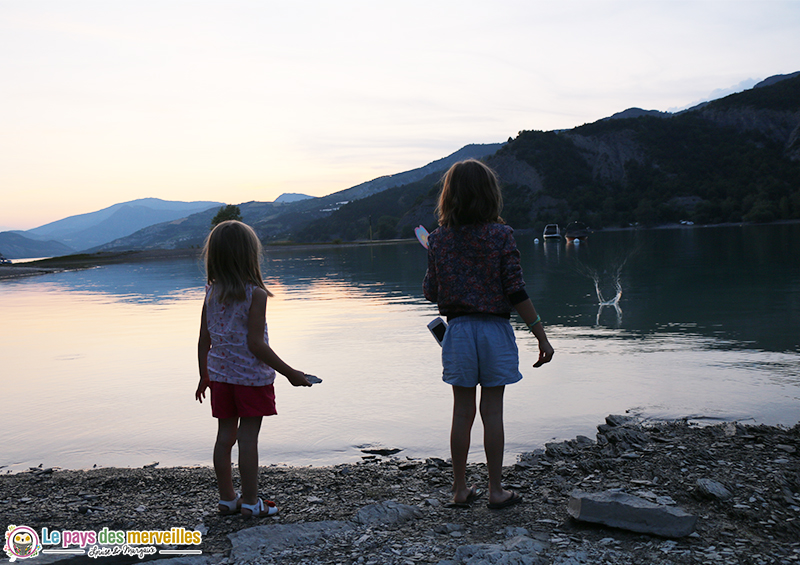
[248,287,311,386]
[513,298,554,368]
[196,303,211,402]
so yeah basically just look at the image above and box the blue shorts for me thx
[441,315,523,388]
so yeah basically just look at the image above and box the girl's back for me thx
[424,222,525,319]
[205,283,275,387]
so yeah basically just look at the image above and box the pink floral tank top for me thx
[205,283,276,386]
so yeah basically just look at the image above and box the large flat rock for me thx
[568,490,697,538]
[228,520,353,562]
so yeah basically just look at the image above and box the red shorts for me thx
[210,381,277,419]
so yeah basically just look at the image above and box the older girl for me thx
[423,160,554,509]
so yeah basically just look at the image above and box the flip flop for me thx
[446,487,483,508]
[217,492,240,515]
[487,490,523,510]
[241,498,278,518]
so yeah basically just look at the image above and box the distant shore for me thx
[0,240,420,280]
[3,219,799,281]
[0,248,202,280]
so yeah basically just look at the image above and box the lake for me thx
[1,223,799,472]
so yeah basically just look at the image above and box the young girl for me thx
[423,159,554,509]
[195,220,312,517]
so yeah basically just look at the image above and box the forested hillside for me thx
[294,72,800,241]
[81,72,800,251]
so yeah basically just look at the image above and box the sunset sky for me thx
[2,0,799,231]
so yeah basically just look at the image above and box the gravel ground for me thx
[2,418,799,564]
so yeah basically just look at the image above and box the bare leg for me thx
[237,416,263,507]
[479,386,514,505]
[214,417,239,508]
[450,386,477,503]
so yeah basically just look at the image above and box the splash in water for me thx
[574,254,629,326]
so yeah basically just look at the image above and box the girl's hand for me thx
[533,339,555,368]
[287,370,312,387]
[195,376,210,402]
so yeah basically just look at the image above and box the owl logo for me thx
[4,525,41,561]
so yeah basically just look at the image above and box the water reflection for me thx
[1,225,798,472]
[3,260,207,304]
[516,224,800,352]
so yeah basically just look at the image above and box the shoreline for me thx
[3,220,800,281]
[0,249,203,280]
[2,417,798,564]
[0,241,419,280]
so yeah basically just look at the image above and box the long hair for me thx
[202,220,272,303]
[435,159,503,227]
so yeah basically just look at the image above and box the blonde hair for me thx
[435,159,503,227]
[202,220,272,303]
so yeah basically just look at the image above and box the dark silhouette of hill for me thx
[294,71,800,240]
[92,144,504,251]
[19,72,799,255]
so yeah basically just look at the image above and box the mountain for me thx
[0,232,74,260]
[95,203,264,251]
[274,193,314,203]
[291,71,800,239]
[93,143,504,251]
[21,198,223,251]
[95,69,800,250]
[754,71,800,89]
[320,143,506,203]
[12,72,800,255]
[606,108,671,120]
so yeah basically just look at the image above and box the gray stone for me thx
[440,536,548,565]
[606,414,636,427]
[353,500,422,526]
[503,526,530,538]
[567,490,697,538]
[599,426,649,447]
[449,543,545,565]
[545,441,574,458]
[434,523,464,534]
[696,478,733,500]
[228,520,353,562]
[504,535,549,554]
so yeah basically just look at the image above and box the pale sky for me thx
[2,0,798,231]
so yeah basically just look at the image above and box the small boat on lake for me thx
[543,224,562,240]
[0,254,11,265]
[565,221,590,243]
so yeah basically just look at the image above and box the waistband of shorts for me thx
[445,312,511,323]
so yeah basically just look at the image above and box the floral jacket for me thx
[422,223,528,320]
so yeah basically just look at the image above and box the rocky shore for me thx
[2,417,799,564]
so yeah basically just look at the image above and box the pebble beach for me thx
[3,417,799,565]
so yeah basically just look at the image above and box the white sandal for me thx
[241,498,278,517]
[218,492,240,515]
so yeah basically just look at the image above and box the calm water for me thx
[1,224,799,472]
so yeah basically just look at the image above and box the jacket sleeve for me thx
[500,228,526,299]
[422,242,438,303]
